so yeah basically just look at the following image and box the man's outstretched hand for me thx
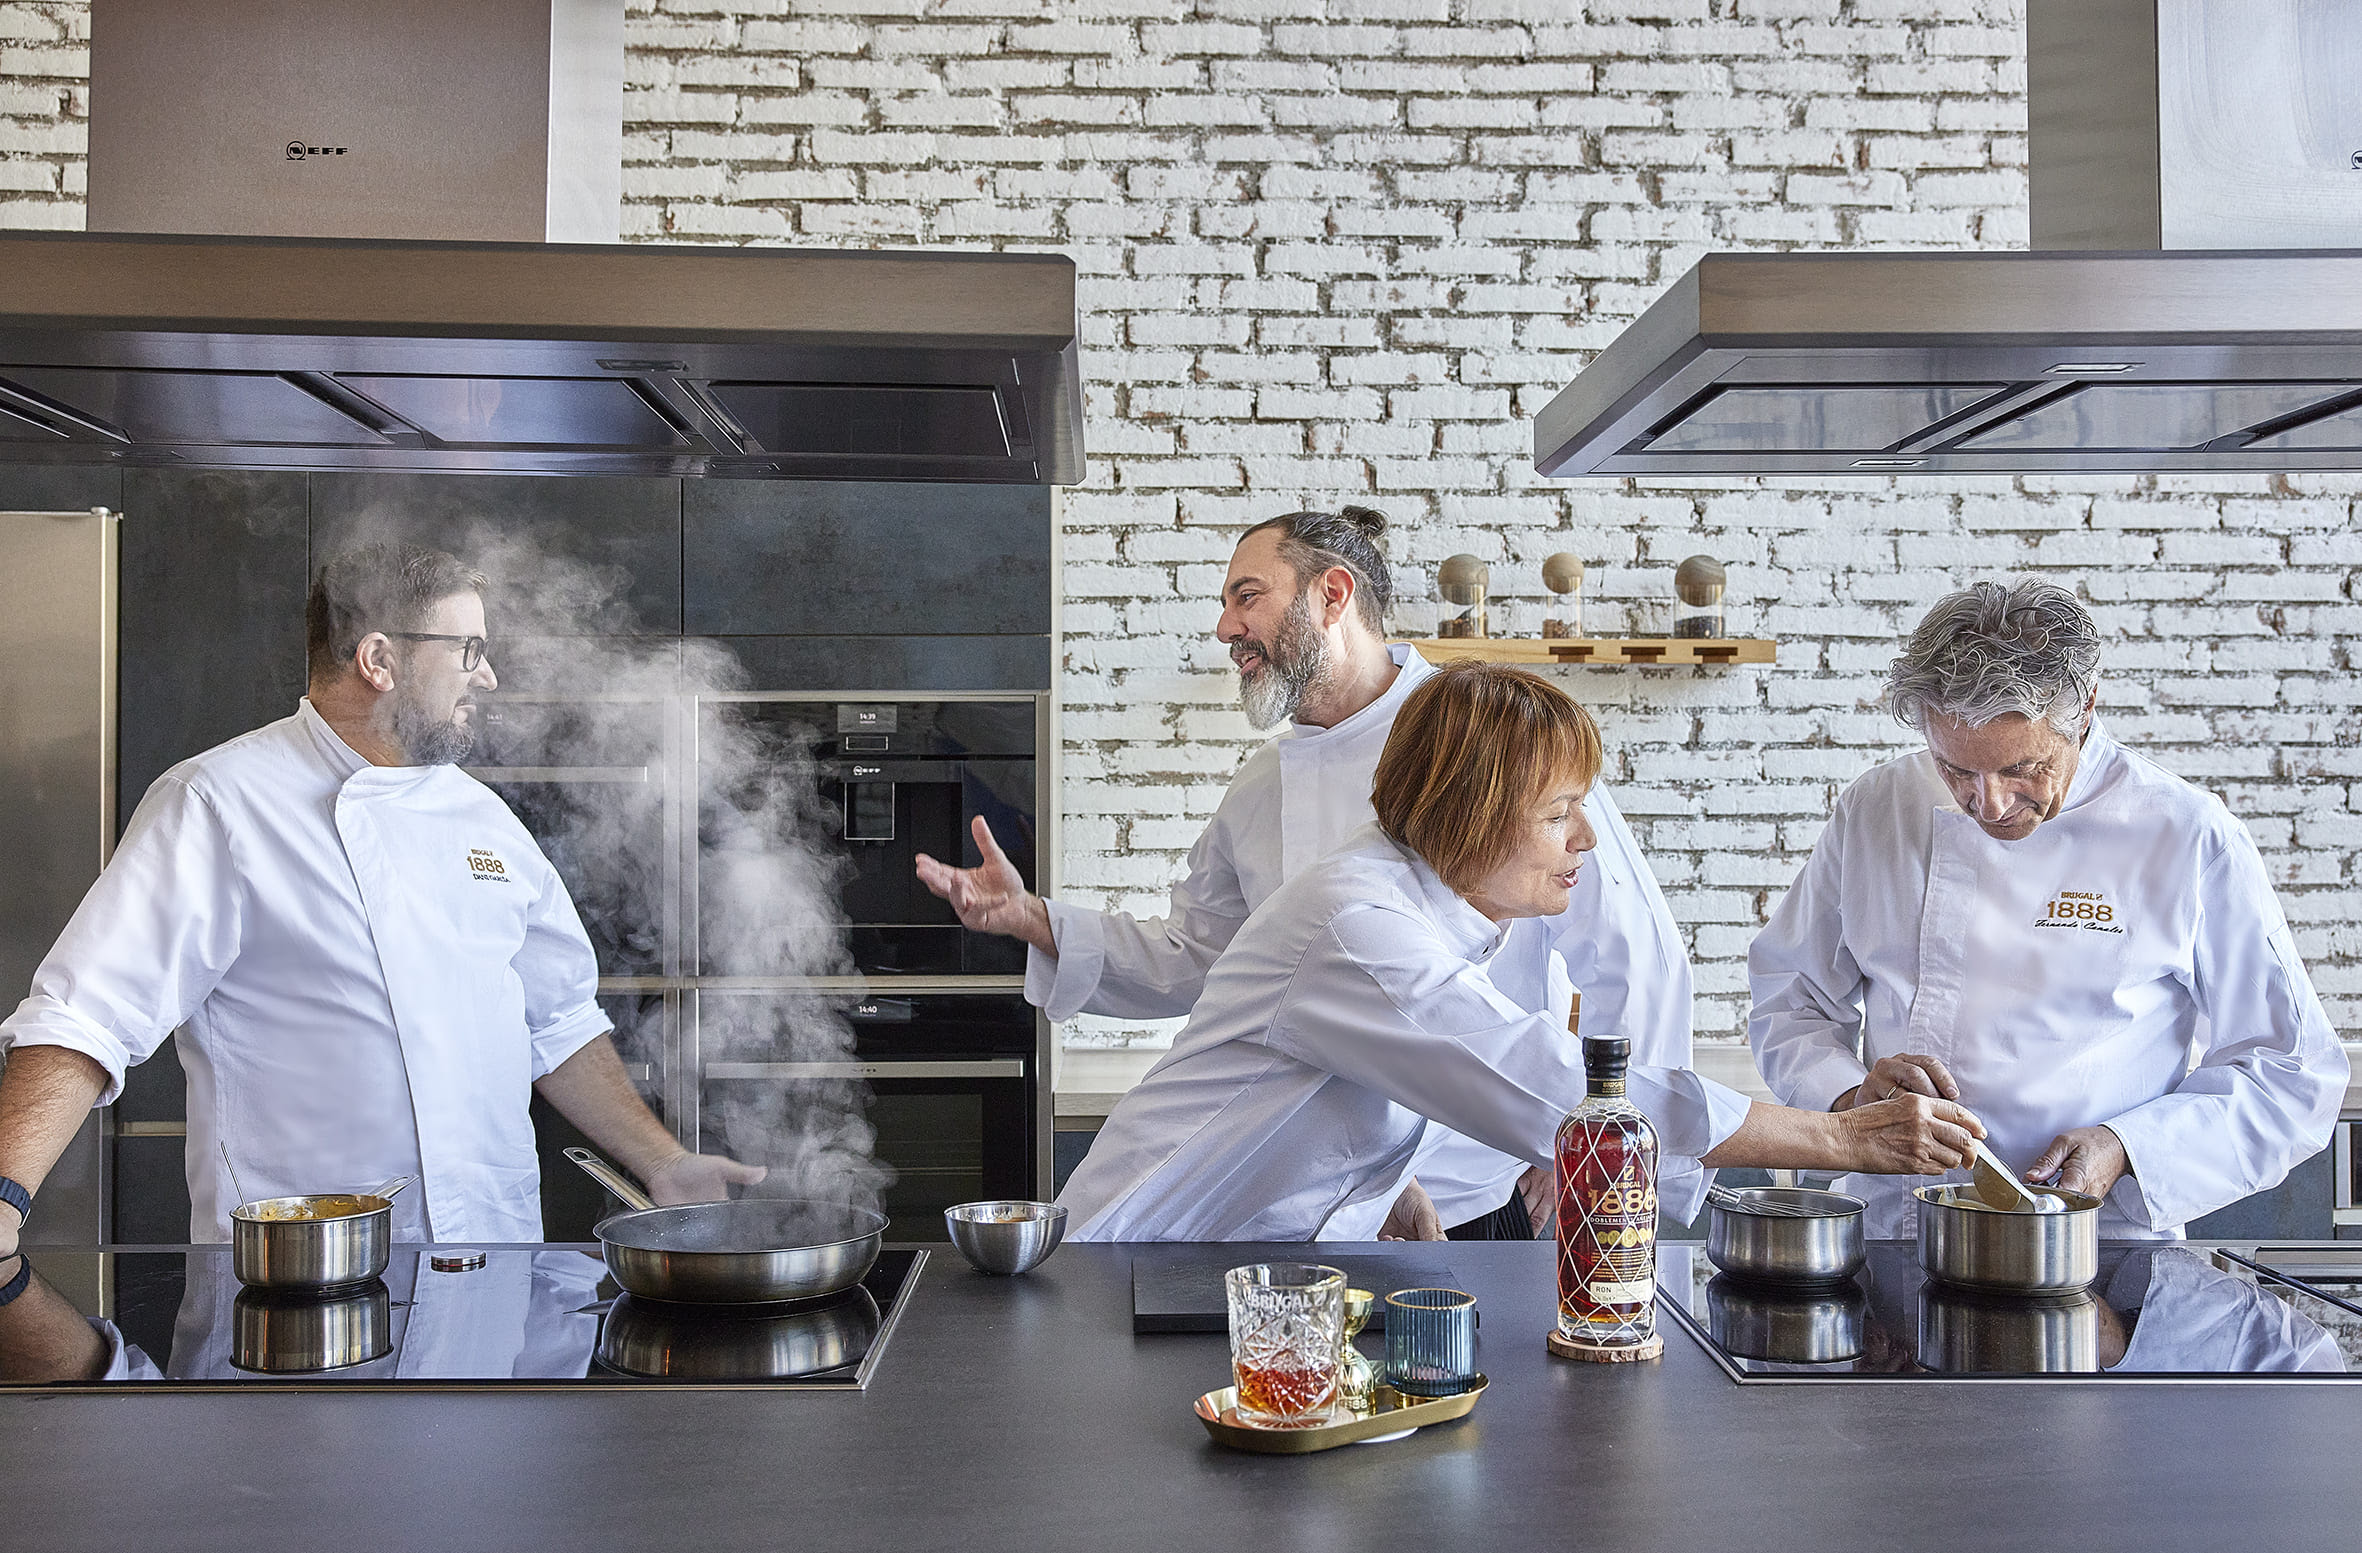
[914,816,1056,953]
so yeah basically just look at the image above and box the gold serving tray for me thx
[1193,1377,1488,1454]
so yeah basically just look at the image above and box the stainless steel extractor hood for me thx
[1534,0,2362,478]
[0,232,1084,483]
[0,0,1085,484]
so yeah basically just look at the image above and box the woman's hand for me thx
[1834,1093,1986,1176]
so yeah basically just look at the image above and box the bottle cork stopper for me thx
[1541,553,1585,595]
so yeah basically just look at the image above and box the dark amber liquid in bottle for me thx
[1555,1048,1660,1347]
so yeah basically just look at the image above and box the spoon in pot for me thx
[219,1141,249,1211]
[1968,1138,2063,1213]
[365,1176,414,1205]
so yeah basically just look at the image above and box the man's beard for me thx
[388,686,480,765]
[1237,588,1331,730]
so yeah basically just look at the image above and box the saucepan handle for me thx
[563,1147,657,1212]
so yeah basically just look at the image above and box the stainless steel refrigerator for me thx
[0,509,117,1249]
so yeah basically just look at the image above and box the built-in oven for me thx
[700,696,1042,977]
[694,989,1037,1243]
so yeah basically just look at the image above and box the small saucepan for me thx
[1703,1185,1866,1287]
[1914,1183,2100,1295]
[231,1176,413,1292]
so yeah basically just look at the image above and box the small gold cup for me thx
[1336,1288,1379,1416]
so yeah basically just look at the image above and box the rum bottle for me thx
[1555,1034,1660,1349]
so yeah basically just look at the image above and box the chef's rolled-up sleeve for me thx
[1274,904,1751,1221]
[517,865,611,1081]
[1747,815,1873,1115]
[1025,824,1250,1024]
[2099,836,2348,1233]
[0,777,242,1105]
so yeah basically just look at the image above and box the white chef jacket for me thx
[0,701,611,1243]
[2103,1248,2345,1374]
[1748,721,2346,1240]
[1034,643,1695,1229]
[1056,826,1750,1241]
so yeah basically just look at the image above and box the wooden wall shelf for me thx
[1398,637,1777,667]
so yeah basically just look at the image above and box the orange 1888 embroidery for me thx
[466,848,511,883]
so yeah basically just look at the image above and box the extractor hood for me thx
[1535,0,2362,478]
[0,0,1085,484]
[0,231,1084,484]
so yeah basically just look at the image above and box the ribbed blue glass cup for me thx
[1384,1286,1479,1397]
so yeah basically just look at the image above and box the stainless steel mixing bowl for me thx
[944,1200,1067,1275]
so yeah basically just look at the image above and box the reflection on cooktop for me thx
[1660,1242,2361,1383]
[0,1246,925,1390]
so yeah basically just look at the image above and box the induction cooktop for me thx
[1659,1241,2362,1383]
[0,1245,927,1391]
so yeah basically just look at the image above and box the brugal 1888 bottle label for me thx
[1555,1029,1660,1348]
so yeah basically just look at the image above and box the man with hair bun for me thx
[917,505,1696,1240]
[1748,577,2346,1240]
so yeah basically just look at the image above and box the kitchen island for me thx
[4,1240,2357,1552]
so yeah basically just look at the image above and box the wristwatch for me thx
[0,1174,28,1227]
[0,1253,27,1309]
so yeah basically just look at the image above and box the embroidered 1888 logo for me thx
[2035,889,2121,933]
[466,848,510,883]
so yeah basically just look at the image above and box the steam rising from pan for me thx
[329,507,891,1217]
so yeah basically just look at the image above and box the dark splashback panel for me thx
[685,480,1052,637]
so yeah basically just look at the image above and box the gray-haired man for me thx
[1748,578,2346,1240]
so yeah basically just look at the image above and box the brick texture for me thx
[7,1,2358,1051]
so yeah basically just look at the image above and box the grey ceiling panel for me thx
[0,231,1085,483]
[1535,251,2362,475]
[1958,383,2353,451]
[707,383,1011,460]
[341,375,688,449]
[1648,385,2005,453]
[2244,399,2362,450]
[2,367,387,446]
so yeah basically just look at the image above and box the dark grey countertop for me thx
[7,1241,2359,1553]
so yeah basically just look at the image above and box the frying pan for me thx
[565,1147,886,1305]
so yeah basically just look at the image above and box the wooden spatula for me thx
[1967,1137,2045,1213]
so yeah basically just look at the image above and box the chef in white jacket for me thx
[1749,578,2347,1241]
[0,543,758,1258]
[1059,663,1983,1241]
[918,506,1693,1240]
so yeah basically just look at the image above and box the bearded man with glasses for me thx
[0,543,757,1268]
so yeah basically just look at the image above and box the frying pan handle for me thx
[564,1147,656,1212]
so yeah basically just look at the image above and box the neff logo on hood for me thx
[285,141,349,160]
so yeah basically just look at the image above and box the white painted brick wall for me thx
[7,1,2357,1050]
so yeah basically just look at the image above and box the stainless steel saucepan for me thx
[231,1176,413,1291]
[1914,1183,2101,1295]
[1704,1185,1866,1286]
[565,1147,886,1305]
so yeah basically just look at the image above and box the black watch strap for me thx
[0,1254,29,1309]
[0,1175,28,1225]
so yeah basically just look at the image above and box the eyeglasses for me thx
[387,632,491,671]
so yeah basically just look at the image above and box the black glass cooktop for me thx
[1660,1242,2362,1383]
[0,1245,925,1390]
